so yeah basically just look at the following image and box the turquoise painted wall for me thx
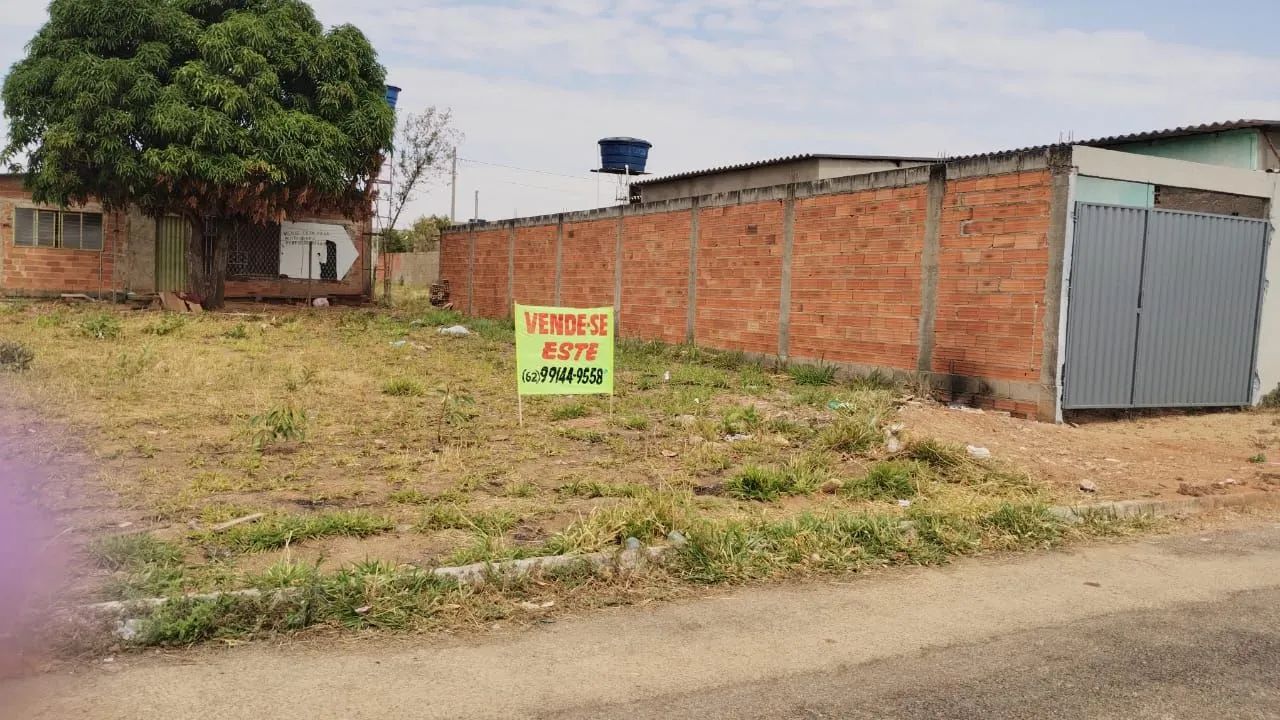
[1075,176,1154,208]
[1110,129,1259,170]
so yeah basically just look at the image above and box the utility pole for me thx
[474,189,479,223]
[450,148,458,223]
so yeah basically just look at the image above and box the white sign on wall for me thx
[279,222,358,281]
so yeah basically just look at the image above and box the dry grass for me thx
[0,300,1150,647]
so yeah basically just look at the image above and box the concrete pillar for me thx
[614,209,624,335]
[778,186,796,361]
[507,225,515,314]
[554,215,564,306]
[1038,146,1075,422]
[467,223,476,315]
[916,165,946,374]
[686,198,700,343]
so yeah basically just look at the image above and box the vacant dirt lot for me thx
[0,297,1269,646]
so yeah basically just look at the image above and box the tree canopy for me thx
[2,0,395,225]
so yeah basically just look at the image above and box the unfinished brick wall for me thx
[439,232,469,309]
[621,211,690,344]
[0,181,126,296]
[695,202,784,355]
[560,219,615,309]
[789,187,926,370]
[438,162,1060,417]
[933,170,1053,415]
[472,228,509,317]
[512,224,557,307]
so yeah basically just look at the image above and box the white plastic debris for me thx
[897,499,912,508]
[966,445,992,460]
[724,434,754,443]
[949,404,984,414]
[663,370,671,383]
[390,340,407,348]
[1079,480,1098,493]
[114,619,142,642]
[885,423,905,454]
[438,325,471,336]
[311,297,330,308]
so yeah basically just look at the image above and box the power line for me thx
[489,178,592,195]
[458,157,595,183]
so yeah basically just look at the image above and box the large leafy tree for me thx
[2,0,394,307]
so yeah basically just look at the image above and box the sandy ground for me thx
[5,517,1279,719]
[902,403,1280,500]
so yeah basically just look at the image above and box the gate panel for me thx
[155,216,189,293]
[1062,204,1146,409]
[1132,211,1268,407]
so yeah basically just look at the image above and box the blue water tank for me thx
[384,85,402,110]
[598,137,651,174]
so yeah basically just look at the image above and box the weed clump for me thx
[143,314,187,336]
[79,313,121,340]
[0,340,34,371]
[200,511,394,553]
[382,377,426,397]
[789,362,837,386]
[550,402,590,421]
[249,405,307,449]
[844,460,928,501]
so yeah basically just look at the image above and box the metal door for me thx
[1062,205,1146,408]
[1063,203,1269,410]
[1131,211,1268,406]
[155,216,189,292]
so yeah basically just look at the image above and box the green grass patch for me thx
[382,377,426,397]
[556,479,649,499]
[142,314,187,336]
[550,402,591,421]
[90,533,184,571]
[416,504,519,536]
[724,456,828,501]
[223,323,250,340]
[844,460,929,501]
[78,312,121,340]
[199,511,394,554]
[788,362,837,386]
[819,415,881,454]
[719,405,762,436]
[620,415,650,431]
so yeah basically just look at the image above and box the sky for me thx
[1,0,1279,224]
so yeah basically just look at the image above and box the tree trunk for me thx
[382,246,392,306]
[184,214,229,310]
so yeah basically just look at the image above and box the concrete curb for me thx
[1050,491,1280,522]
[84,545,680,618]
[83,494,1278,622]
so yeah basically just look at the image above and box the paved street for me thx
[5,521,1280,719]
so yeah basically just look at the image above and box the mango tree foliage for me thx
[2,0,395,306]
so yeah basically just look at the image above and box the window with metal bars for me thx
[13,208,103,250]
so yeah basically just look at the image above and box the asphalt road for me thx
[6,521,1280,719]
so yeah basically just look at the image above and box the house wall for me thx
[0,177,126,298]
[442,150,1067,418]
[1105,129,1262,170]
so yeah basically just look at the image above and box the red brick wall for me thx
[0,180,126,296]
[620,211,689,344]
[472,228,509,317]
[789,187,926,370]
[933,170,1053,414]
[695,202,784,355]
[559,219,615,309]
[439,231,470,309]
[512,224,557,307]
[437,167,1058,415]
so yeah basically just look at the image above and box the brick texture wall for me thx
[0,180,125,296]
[789,187,925,370]
[439,231,469,309]
[471,228,509,318]
[512,224,557,307]
[621,211,690,344]
[695,202,784,355]
[438,167,1058,416]
[933,171,1052,415]
[560,219,616,309]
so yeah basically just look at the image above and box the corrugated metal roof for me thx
[632,153,938,186]
[638,120,1280,185]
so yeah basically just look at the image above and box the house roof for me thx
[632,153,938,187]
[637,119,1280,186]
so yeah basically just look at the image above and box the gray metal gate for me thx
[1063,203,1269,410]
